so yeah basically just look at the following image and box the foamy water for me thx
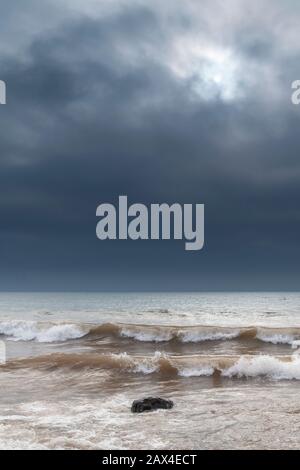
[1,292,300,449]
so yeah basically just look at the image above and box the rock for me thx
[131,397,174,413]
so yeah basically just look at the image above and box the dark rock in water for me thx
[131,397,174,413]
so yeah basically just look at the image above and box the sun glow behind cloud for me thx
[169,38,241,101]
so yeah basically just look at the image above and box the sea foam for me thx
[0,321,86,343]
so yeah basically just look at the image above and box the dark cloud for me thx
[0,0,300,290]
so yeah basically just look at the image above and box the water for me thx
[0,292,300,449]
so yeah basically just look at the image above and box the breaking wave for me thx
[4,351,300,381]
[89,324,300,346]
[0,320,87,343]
[1,320,300,346]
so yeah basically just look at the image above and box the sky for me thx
[0,0,300,291]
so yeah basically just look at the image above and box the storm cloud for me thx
[0,0,300,290]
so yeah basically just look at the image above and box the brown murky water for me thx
[1,292,300,449]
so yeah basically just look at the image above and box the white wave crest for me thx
[256,333,295,345]
[120,327,240,343]
[120,328,173,342]
[223,355,300,380]
[109,351,163,374]
[178,366,215,377]
[0,321,86,343]
[179,331,240,343]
